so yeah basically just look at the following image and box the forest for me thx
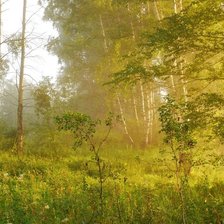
[0,0,224,223]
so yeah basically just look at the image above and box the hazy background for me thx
[2,0,59,82]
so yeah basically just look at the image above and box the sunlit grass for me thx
[0,146,223,223]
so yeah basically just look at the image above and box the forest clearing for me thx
[0,0,224,223]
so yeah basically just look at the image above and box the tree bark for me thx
[140,82,146,122]
[146,89,151,145]
[180,61,188,102]
[145,85,155,146]
[171,60,177,95]
[132,88,139,125]
[127,3,136,40]
[99,14,108,52]
[153,0,162,21]
[17,0,27,154]
[116,93,134,145]
[150,88,155,144]
[173,0,178,14]
[180,0,183,10]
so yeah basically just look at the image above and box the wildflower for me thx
[44,205,50,209]
[18,174,24,181]
[3,173,9,177]
[61,218,69,223]
[221,2,224,11]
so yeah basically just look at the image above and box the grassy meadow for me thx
[0,143,223,224]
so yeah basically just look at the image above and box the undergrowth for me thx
[0,147,223,224]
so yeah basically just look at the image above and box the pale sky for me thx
[2,0,59,82]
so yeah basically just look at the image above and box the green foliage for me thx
[158,93,224,223]
[25,126,72,158]
[159,93,224,147]
[0,120,16,150]
[159,97,196,149]
[110,0,224,85]
[33,77,53,117]
[7,33,31,58]
[55,112,119,149]
[185,93,224,145]
[55,112,100,149]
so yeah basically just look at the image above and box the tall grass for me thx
[0,146,223,223]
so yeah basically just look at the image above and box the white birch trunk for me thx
[99,14,108,52]
[132,88,139,125]
[180,61,188,102]
[153,0,162,21]
[180,0,183,10]
[174,0,178,13]
[150,88,155,144]
[145,85,155,146]
[171,59,177,94]
[147,1,150,14]
[116,93,134,145]
[145,90,151,145]
[127,3,136,41]
[140,82,147,121]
